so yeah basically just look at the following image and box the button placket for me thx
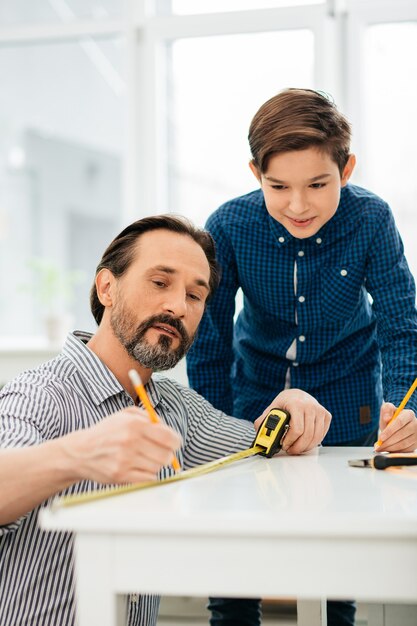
[295,249,306,348]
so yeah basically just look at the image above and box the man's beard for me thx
[110,300,194,371]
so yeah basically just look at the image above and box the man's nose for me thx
[162,291,187,317]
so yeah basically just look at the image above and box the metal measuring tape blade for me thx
[54,408,291,509]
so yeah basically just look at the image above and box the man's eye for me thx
[188,293,201,302]
[152,280,166,288]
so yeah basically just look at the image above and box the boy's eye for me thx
[272,184,286,190]
[310,182,326,189]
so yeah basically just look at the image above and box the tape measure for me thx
[55,408,290,509]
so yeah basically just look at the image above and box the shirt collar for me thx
[62,331,163,409]
[267,212,292,247]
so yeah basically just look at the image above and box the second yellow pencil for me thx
[375,377,417,448]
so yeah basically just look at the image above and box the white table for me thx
[40,447,417,625]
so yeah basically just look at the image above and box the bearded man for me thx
[0,215,331,626]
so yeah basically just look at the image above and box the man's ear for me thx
[95,269,115,307]
[341,154,356,186]
[249,160,262,184]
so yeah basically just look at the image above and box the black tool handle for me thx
[374,455,417,470]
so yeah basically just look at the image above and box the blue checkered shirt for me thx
[187,184,417,444]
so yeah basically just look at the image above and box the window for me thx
[0,37,124,336]
[0,0,415,347]
[169,30,314,225]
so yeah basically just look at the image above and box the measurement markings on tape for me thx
[54,408,290,509]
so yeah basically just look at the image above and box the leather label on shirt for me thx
[360,405,371,424]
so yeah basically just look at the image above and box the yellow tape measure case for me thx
[254,408,291,457]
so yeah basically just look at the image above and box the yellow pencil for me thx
[128,369,181,472]
[375,377,417,448]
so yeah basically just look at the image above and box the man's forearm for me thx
[0,438,80,525]
[0,408,183,526]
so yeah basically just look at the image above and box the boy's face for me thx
[250,147,356,239]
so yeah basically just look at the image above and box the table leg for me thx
[74,534,126,626]
[297,599,326,626]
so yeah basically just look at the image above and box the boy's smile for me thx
[250,147,356,239]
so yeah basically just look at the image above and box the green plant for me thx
[23,258,85,315]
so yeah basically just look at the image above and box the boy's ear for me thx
[95,268,115,307]
[341,154,356,186]
[249,160,262,184]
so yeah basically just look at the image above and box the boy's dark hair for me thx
[90,214,221,325]
[248,88,352,174]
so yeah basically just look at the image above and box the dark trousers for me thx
[208,598,356,626]
[208,427,379,626]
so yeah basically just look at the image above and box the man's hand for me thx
[65,406,182,484]
[254,389,331,455]
[375,402,417,452]
[0,407,182,526]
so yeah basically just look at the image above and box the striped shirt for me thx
[0,331,255,626]
[187,183,417,443]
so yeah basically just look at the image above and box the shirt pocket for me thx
[320,262,366,323]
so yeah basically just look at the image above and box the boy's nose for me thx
[288,192,308,215]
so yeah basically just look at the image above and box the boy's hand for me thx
[254,389,331,455]
[375,402,417,452]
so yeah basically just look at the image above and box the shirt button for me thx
[299,335,306,342]
[316,238,322,244]
[131,594,138,604]
[298,250,305,257]
[293,362,299,367]
[278,236,285,243]
[298,296,305,303]
[340,269,348,276]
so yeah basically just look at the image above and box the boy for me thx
[187,88,417,626]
